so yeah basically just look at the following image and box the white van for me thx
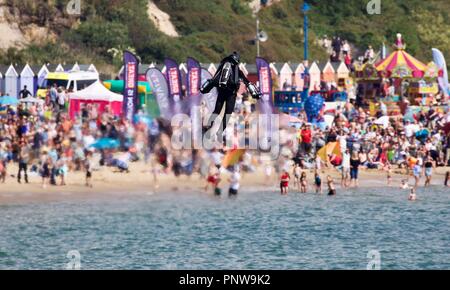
[37,71,99,98]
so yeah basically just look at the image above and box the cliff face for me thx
[0,0,448,69]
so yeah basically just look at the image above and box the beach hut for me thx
[243,63,258,84]
[4,65,19,98]
[278,63,293,91]
[35,64,49,90]
[308,62,321,91]
[333,62,351,90]
[68,81,123,120]
[0,65,6,94]
[293,63,306,91]
[19,64,36,97]
[320,61,336,83]
[207,63,217,76]
[179,63,188,90]
[334,62,350,79]
[269,63,283,90]
[55,64,65,72]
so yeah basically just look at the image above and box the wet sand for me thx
[0,161,448,205]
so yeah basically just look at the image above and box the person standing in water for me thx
[408,186,417,201]
[341,148,351,188]
[293,163,302,192]
[423,156,435,187]
[386,164,393,186]
[327,175,336,196]
[280,169,290,195]
[445,171,450,187]
[350,152,360,188]
[314,171,322,194]
[228,166,241,197]
[300,171,308,193]
[206,170,222,196]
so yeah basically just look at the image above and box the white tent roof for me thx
[20,96,45,104]
[69,81,123,102]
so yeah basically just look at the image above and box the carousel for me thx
[355,34,443,114]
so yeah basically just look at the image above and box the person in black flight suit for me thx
[200,52,261,139]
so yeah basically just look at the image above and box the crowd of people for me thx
[0,78,449,200]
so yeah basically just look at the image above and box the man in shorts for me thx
[341,149,351,188]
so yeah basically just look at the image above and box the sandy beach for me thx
[1,161,448,205]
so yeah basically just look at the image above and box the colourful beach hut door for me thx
[5,65,19,98]
[20,64,36,97]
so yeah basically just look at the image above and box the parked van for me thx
[37,71,99,98]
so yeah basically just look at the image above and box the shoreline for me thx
[0,161,448,205]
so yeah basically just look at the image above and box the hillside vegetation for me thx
[0,0,449,72]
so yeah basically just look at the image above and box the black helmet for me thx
[229,51,240,64]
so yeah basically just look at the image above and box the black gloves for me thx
[247,83,262,100]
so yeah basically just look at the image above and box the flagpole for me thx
[256,18,260,58]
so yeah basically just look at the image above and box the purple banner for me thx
[200,69,218,112]
[187,57,202,104]
[146,68,172,119]
[164,58,183,115]
[123,51,139,122]
[256,57,273,114]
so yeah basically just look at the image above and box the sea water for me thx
[0,187,449,269]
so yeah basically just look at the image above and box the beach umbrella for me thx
[90,138,120,150]
[0,96,19,106]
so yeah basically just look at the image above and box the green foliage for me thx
[2,0,449,70]
[65,21,131,55]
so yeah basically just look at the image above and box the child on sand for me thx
[280,169,290,195]
[408,187,417,201]
[327,175,336,196]
[314,171,322,194]
[300,171,307,193]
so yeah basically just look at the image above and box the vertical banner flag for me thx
[200,68,218,112]
[256,57,273,114]
[187,57,202,146]
[123,51,139,122]
[187,57,202,105]
[432,48,449,98]
[164,58,183,115]
[256,57,274,150]
[146,68,171,119]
